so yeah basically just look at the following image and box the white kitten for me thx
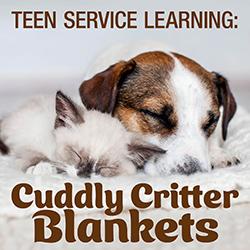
[0,91,165,177]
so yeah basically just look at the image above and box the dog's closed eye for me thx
[202,111,220,137]
[139,106,175,130]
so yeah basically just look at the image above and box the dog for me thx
[0,91,165,177]
[79,50,239,175]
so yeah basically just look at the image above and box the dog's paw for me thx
[26,162,58,175]
[210,148,240,169]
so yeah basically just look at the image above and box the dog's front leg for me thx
[208,118,240,169]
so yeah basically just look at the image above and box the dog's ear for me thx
[128,138,166,169]
[212,72,237,140]
[79,60,136,114]
[55,91,84,129]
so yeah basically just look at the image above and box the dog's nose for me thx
[176,157,202,175]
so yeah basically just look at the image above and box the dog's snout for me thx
[176,157,202,175]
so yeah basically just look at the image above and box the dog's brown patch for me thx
[172,52,219,107]
[172,53,212,80]
[115,51,177,136]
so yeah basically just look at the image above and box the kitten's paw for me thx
[26,162,58,175]
[210,148,240,169]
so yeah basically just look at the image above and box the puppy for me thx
[79,51,239,175]
[0,91,165,177]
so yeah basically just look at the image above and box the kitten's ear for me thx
[128,138,166,169]
[55,91,84,129]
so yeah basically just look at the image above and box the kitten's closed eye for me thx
[71,149,82,163]
[62,146,83,166]
[97,167,119,177]
[78,159,121,178]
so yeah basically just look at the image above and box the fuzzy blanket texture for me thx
[0,106,250,250]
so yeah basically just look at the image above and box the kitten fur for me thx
[0,91,165,177]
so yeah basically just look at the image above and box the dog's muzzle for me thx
[173,156,203,175]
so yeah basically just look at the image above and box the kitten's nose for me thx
[176,156,202,175]
[77,162,93,178]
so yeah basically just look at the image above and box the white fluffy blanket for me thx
[0,107,250,250]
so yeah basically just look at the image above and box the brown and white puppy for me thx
[79,51,239,175]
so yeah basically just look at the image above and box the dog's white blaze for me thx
[171,57,210,135]
[145,55,212,175]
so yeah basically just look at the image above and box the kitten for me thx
[0,91,165,177]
